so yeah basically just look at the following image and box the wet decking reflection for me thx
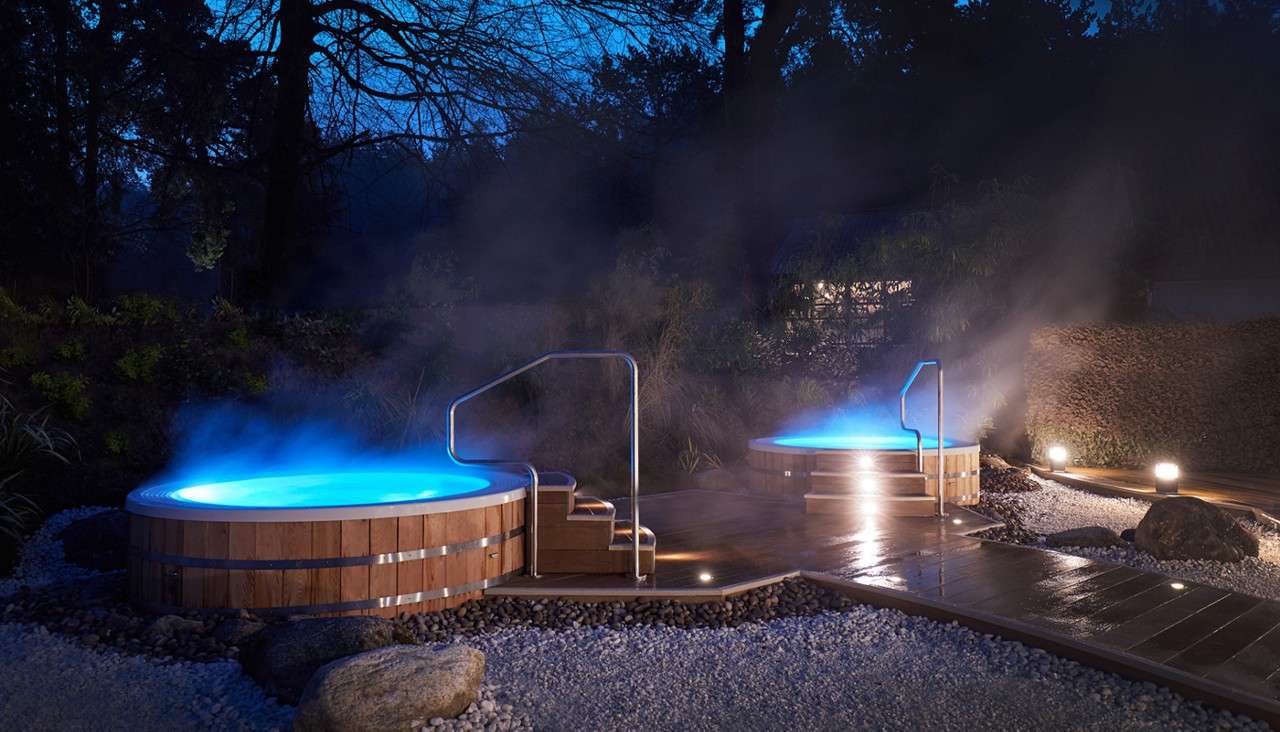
[489,490,1280,708]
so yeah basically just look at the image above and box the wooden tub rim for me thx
[747,436,980,456]
[126,477,527,522]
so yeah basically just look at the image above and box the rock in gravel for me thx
[295,645,484,731]
[146,614,204,639]
[211,618,266,646]
[54,509,129,571]
[977,465,1039,493]
[241,616,417,704]
[980,453,1013,470]
[1136,497,1259,562]
[57,573,126,608]
[1046,526,1128,548]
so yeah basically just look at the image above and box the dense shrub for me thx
[1025,320,1280,473]
[0,290,377,509]
[0,271,876,511]
[0,397,75,566]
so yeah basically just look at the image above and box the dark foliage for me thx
[2,1,1275,307]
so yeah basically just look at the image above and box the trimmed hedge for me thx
[1026,320,1280,473]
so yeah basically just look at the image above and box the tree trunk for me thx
[722,0,745,127]
[255,0,316,306]
[80,0,112,300]
[51,1,78,296]
[731,0,801,317]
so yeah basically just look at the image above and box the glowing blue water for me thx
[769,434,963,450]
[165,471,494,509]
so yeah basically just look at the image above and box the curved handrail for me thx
[899,359,945,517]
[446,350,643,580]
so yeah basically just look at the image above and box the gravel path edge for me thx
[800,570,1280,728]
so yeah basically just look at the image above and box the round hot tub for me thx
[746,434,980,510]
[125,470,526,617]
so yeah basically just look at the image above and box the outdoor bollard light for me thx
[1048,445,1068,472]
[1154,462,1180,494]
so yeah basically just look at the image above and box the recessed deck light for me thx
[698,572,713,582]
[1170,582,1185,590]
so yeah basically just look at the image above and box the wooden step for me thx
[537,547,656,574]
[534,521,655,574]
[810,471,927,495]
[534,471,577,494]
[804,493,938,517]
[537,520,616,550]
[526,469,659,574]
[815,451,918,473]
[610,521,657,550]
[534,471,580,511]
[537,494,615,525]
[567,497,615,519]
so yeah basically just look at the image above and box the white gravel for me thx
[1015,477,1280,602]
[464,608,1263,731]
[1,503,1270,730]
[0,506,112,597]
[1020,476,1153,534]
[0,622,293,731]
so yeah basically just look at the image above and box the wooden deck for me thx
[489,490,1280,724]
[1030,465,1280,523]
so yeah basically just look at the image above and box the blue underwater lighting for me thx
[770,399,970,451]
[768,434,962,450]
[164,471,493,509]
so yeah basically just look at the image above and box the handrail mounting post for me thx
[446,350,644,581]
[899,359,945,518]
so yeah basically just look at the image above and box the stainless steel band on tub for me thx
[133,526,524,570]
[139,568,523,616]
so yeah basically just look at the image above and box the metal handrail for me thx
[899,359,945,517]
[446,350,643,580]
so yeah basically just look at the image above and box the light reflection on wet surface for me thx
[498,491,1280,704]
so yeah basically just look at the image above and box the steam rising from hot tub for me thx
[145,401,487,490]
[771,392,976,450]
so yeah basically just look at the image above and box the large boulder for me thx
[1045,526,1128,548]
[294,645,485,731]
[1135,497,1259,562]
[240,617,416,704]
[57,509,128,571]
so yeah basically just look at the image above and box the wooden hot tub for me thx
[125,470,525,617]
[746,434,980,515]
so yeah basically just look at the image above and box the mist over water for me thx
[148,402,462,489]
